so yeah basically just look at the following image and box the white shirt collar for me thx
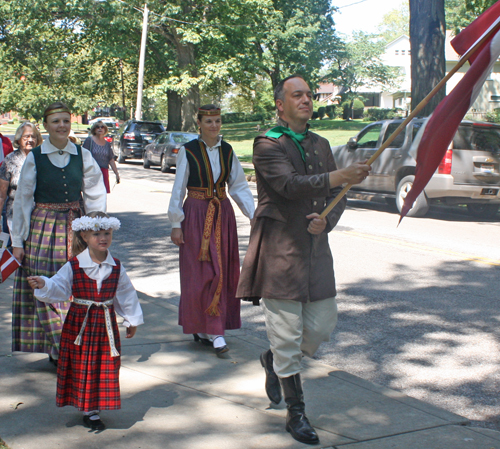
[76,248,116,268]
[41,138,78,155]
[200,135,222,151]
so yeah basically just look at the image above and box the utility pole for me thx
[120,59,127,120]
[135,3,149,120]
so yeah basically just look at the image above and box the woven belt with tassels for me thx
[72,298,120,357]
[187,188,227,317]
[35,201,81,259]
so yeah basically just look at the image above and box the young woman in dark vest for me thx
[168,104,254,355]
[11,101,107,366]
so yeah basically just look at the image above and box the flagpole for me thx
[319,20,500,220]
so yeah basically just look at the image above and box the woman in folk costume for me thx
[28,212,143,431]
[168,104,254,355]
[11,102,107,366]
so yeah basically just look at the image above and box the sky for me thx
[332,0,405,36]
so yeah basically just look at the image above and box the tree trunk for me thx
[175,40,199,132]
[409,0,446,116]
[167,90,182,131]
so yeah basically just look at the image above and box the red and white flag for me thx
[0,248,20,283]
[400,2,500,220]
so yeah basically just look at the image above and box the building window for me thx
[395,50,399,55]
[408,49,411,55]
[490,95,500,102]
[401,50,405,55]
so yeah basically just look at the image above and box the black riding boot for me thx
[280,373,319,445]
[260,349,282,404]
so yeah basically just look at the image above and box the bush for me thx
[342,99,364,119]
[221,112,273,124]
[366,108,397,121]
[484,110,500,123]
[317,106,326,120]
[325,105,339,119]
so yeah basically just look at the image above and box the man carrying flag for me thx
[401,2,500,220]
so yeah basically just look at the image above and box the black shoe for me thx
[193,333,211,346]
[260,349,282,404]
[49,355,58,367]
[281,374,319,445]
[213,336,229,355]
[83,415,106,431]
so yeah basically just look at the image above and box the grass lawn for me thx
[222,118,370,161]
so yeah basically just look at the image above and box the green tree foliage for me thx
[445,0,496,33]
[378,1,410,43]
[325,31,402,99]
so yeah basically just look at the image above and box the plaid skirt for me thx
[11,205,79,357]
[57,302,121,411]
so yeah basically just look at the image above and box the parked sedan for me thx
[143,131,198,172]
[332,118,500,218]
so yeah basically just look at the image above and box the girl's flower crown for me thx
[72,216,121,232]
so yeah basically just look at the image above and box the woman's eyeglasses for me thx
[95,125,105,129]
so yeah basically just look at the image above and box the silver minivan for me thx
[332,118,500,218]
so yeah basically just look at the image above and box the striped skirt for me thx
[12,204,80,357]
[178,196,241,335]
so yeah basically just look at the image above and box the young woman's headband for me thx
[44,108,71,118]
[198,108,221,116]
[72,216,121,232]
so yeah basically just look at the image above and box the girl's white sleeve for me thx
[228,155,255,219]
[11,152,36,248]
[113,264,144,327]
[167,146,189,228]
[33,262,74,303]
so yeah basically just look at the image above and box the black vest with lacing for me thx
[184,139,233,199]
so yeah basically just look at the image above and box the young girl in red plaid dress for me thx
[28,212,143,431]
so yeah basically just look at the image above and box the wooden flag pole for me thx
[319,20,500,220]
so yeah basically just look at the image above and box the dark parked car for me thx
[113,120,165,163]
[143,131,198,172]
[332,118,500,218]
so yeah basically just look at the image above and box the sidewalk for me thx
[2,277,500,449]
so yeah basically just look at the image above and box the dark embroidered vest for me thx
[184,139,233,199]
[70,257,121,302]
[32,145,83,203]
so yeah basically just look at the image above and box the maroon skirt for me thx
[178,196,241,335]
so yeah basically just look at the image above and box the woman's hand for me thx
[13,247,24,264]
[171,228,184,246]
[126,326,137,338]
[27,276,45,289]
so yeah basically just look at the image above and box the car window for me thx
[454,125,500,153]
[411,121,424,141]
[137,123,164,133]
[382,123,405,147]
[172,133,197,144]
[356,124,382,148]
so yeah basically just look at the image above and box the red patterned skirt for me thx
[178,196,241,335]
[56,301,121,411]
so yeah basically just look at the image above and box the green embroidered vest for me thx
[32,145,84,203]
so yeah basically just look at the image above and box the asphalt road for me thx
[91,160,500,433]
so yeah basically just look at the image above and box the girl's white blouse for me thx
[168,137,255,228]
[11,139,107,248]
[33,248,144,328]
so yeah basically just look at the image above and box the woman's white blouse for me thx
[33,248,144,328]
[168,138,255,227]
[11,139,106,248]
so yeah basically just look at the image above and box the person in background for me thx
[168,104,254,355]
[0,122,43,235]
[83,121,120,193]
[0,129,15,234]
[11,101,107,366]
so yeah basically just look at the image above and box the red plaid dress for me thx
[56,257,122,411]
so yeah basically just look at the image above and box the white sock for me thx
[210,335,226,348]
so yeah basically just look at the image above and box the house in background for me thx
[316,32,500,118]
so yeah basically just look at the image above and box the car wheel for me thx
[117,146,127,164]
[466,203,499,219]
[396,175,429,217]
[160,154,170,173]
[143,152,151,169]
